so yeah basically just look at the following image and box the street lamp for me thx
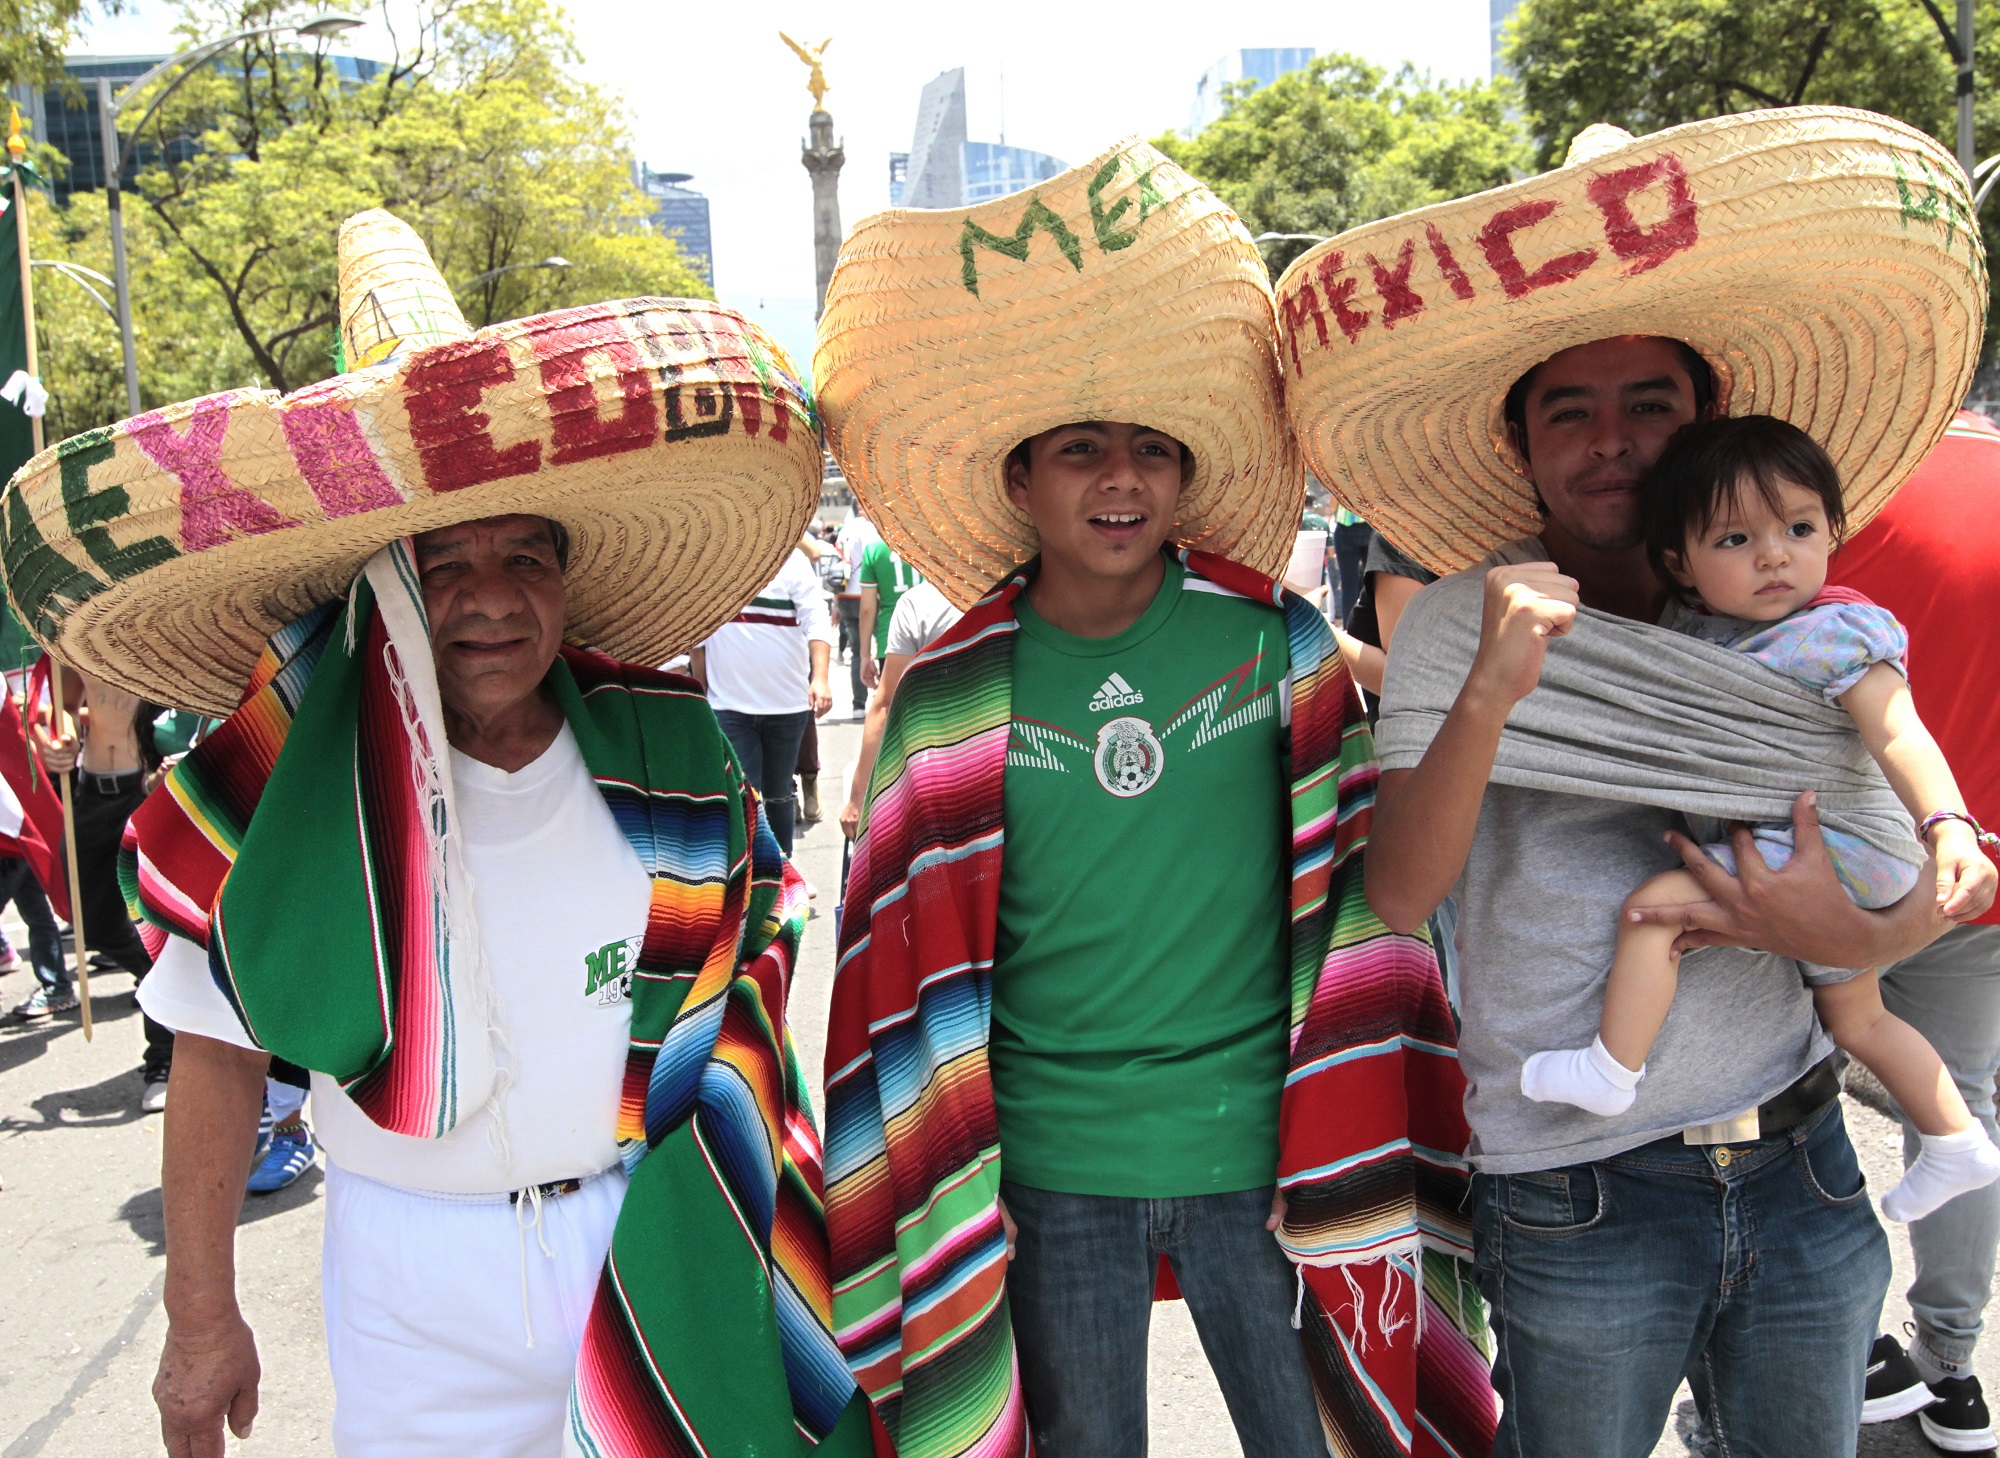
[459,257,571,292]
[28,259,119,322]
[96,13,364,412]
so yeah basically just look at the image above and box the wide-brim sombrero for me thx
[814,137,1302,608]
[1276,107,1987,574]
[2,210,820,715]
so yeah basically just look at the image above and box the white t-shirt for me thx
[884,581,963,660]
[834,518,879,599]
[700,550,837,715]
[139,725,653,1195]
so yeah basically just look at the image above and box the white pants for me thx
[322,1162,626,1457]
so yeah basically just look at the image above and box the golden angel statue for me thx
[780,32,832,110]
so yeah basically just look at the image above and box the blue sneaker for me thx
[247,1125,316,1194]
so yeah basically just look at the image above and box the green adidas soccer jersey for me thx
[859,540,923,657]
[991,557,1293,1197]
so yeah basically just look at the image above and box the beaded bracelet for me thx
[1919,811,2000,850]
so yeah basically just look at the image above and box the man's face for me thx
[413,514,566,721]
[1512,336,1704,552]
[1004,421,1186,582]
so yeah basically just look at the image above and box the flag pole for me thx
[9,113,90,1039]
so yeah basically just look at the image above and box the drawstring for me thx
[514,1183,555,1348]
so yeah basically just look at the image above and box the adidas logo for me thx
[1089,672,1145,712]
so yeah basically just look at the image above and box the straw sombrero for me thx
[1277,108,1987,574]
[815,137,1302,608]
[1,210,820,714]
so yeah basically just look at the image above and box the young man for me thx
[1273,112,1980,1456]
[855,537,922,693]
[817,139,1489,1458]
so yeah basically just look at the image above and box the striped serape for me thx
[825,550,1495,1457]
[121,542,870,1456]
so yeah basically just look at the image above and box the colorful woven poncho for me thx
[121,544,870,1457]
[824,550,1497,1458]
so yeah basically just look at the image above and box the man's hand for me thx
[155,1309,259,1457]
[1265,1187,1288,1233]
[997,1196,1017,1260]
[1464,562,1578,709]
[809,677,833,718]
[1932,823,1998,921]
[29,716,78,774]
[860,655,881,692]
[839,794,863,841]
[1627,791,1950,965]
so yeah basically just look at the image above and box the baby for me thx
[1522,415,2000,1223]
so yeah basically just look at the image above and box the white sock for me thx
[1521,1037,1644,1117]
[1880,1128,2000,1224]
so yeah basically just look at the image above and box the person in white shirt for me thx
[832,512,880,716]
[691,548,835,855]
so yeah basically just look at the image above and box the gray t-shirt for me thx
[1376,539,1832,1174]
[885,581,963,660]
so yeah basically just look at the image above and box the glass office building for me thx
[1186,47,1316,136]
[960,142,1065,204]
[633,166,713,286]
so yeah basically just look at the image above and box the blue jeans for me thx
[1474,1100,1889,1458]
[1878,922,2000,1374]
[714,709,811,856]
[835,596,865,711]
[1000,1181,1323,1458]
[0,856,66,992]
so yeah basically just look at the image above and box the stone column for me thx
[801,109,845,319]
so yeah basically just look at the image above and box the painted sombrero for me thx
[2,209,820,714]
[1276,108,1988,573]
[813,137,1303,609]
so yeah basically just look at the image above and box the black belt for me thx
[1757,1054,1843,1139]
[78,768,146,796]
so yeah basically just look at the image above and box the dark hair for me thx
[1502,338,1717,462]
[546,518,571,571]
[1006,424,1196,482]
[1641,414,1847,594]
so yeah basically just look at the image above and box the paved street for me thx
[0,703,1991,1456]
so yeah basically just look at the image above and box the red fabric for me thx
[0,690,71,922]
[1828,410,2000,923]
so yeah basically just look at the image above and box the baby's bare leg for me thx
[1816,973,2000,1222]
[1600,868,1708,1072]
[1521,869,1708,1117]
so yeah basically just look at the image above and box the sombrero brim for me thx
[815,137,1303,608]
[1276,107,1987,574]
[4,298,819,715]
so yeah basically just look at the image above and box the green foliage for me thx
[1506,0,1963,167]
[26,0,708,432]
[1,0,101,90]
[1156,55,1532,277]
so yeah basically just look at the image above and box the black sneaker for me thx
[1920,1374,1997,1453]
[1865,1332,1941,1423]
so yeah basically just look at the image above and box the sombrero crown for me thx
[1277,107,1987,573]
[2,210,821,714]
[815,137,1302,607]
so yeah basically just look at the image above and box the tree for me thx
[2,0,102,90]
[1156,55,1531,277]
[26,0,709,431]
[1506,0,1966,166]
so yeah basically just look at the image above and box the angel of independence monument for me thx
[785,32,845,317]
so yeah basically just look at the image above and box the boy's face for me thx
[1004,421,1186,584]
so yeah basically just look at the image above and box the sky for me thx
[70,0,1494,372]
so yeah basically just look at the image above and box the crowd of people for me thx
[0,107,1996,1458]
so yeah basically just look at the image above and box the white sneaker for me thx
[141,1075,169,1113]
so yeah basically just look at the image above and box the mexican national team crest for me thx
[1094,716,1165,798]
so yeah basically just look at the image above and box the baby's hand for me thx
[1934,824,1998,920]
